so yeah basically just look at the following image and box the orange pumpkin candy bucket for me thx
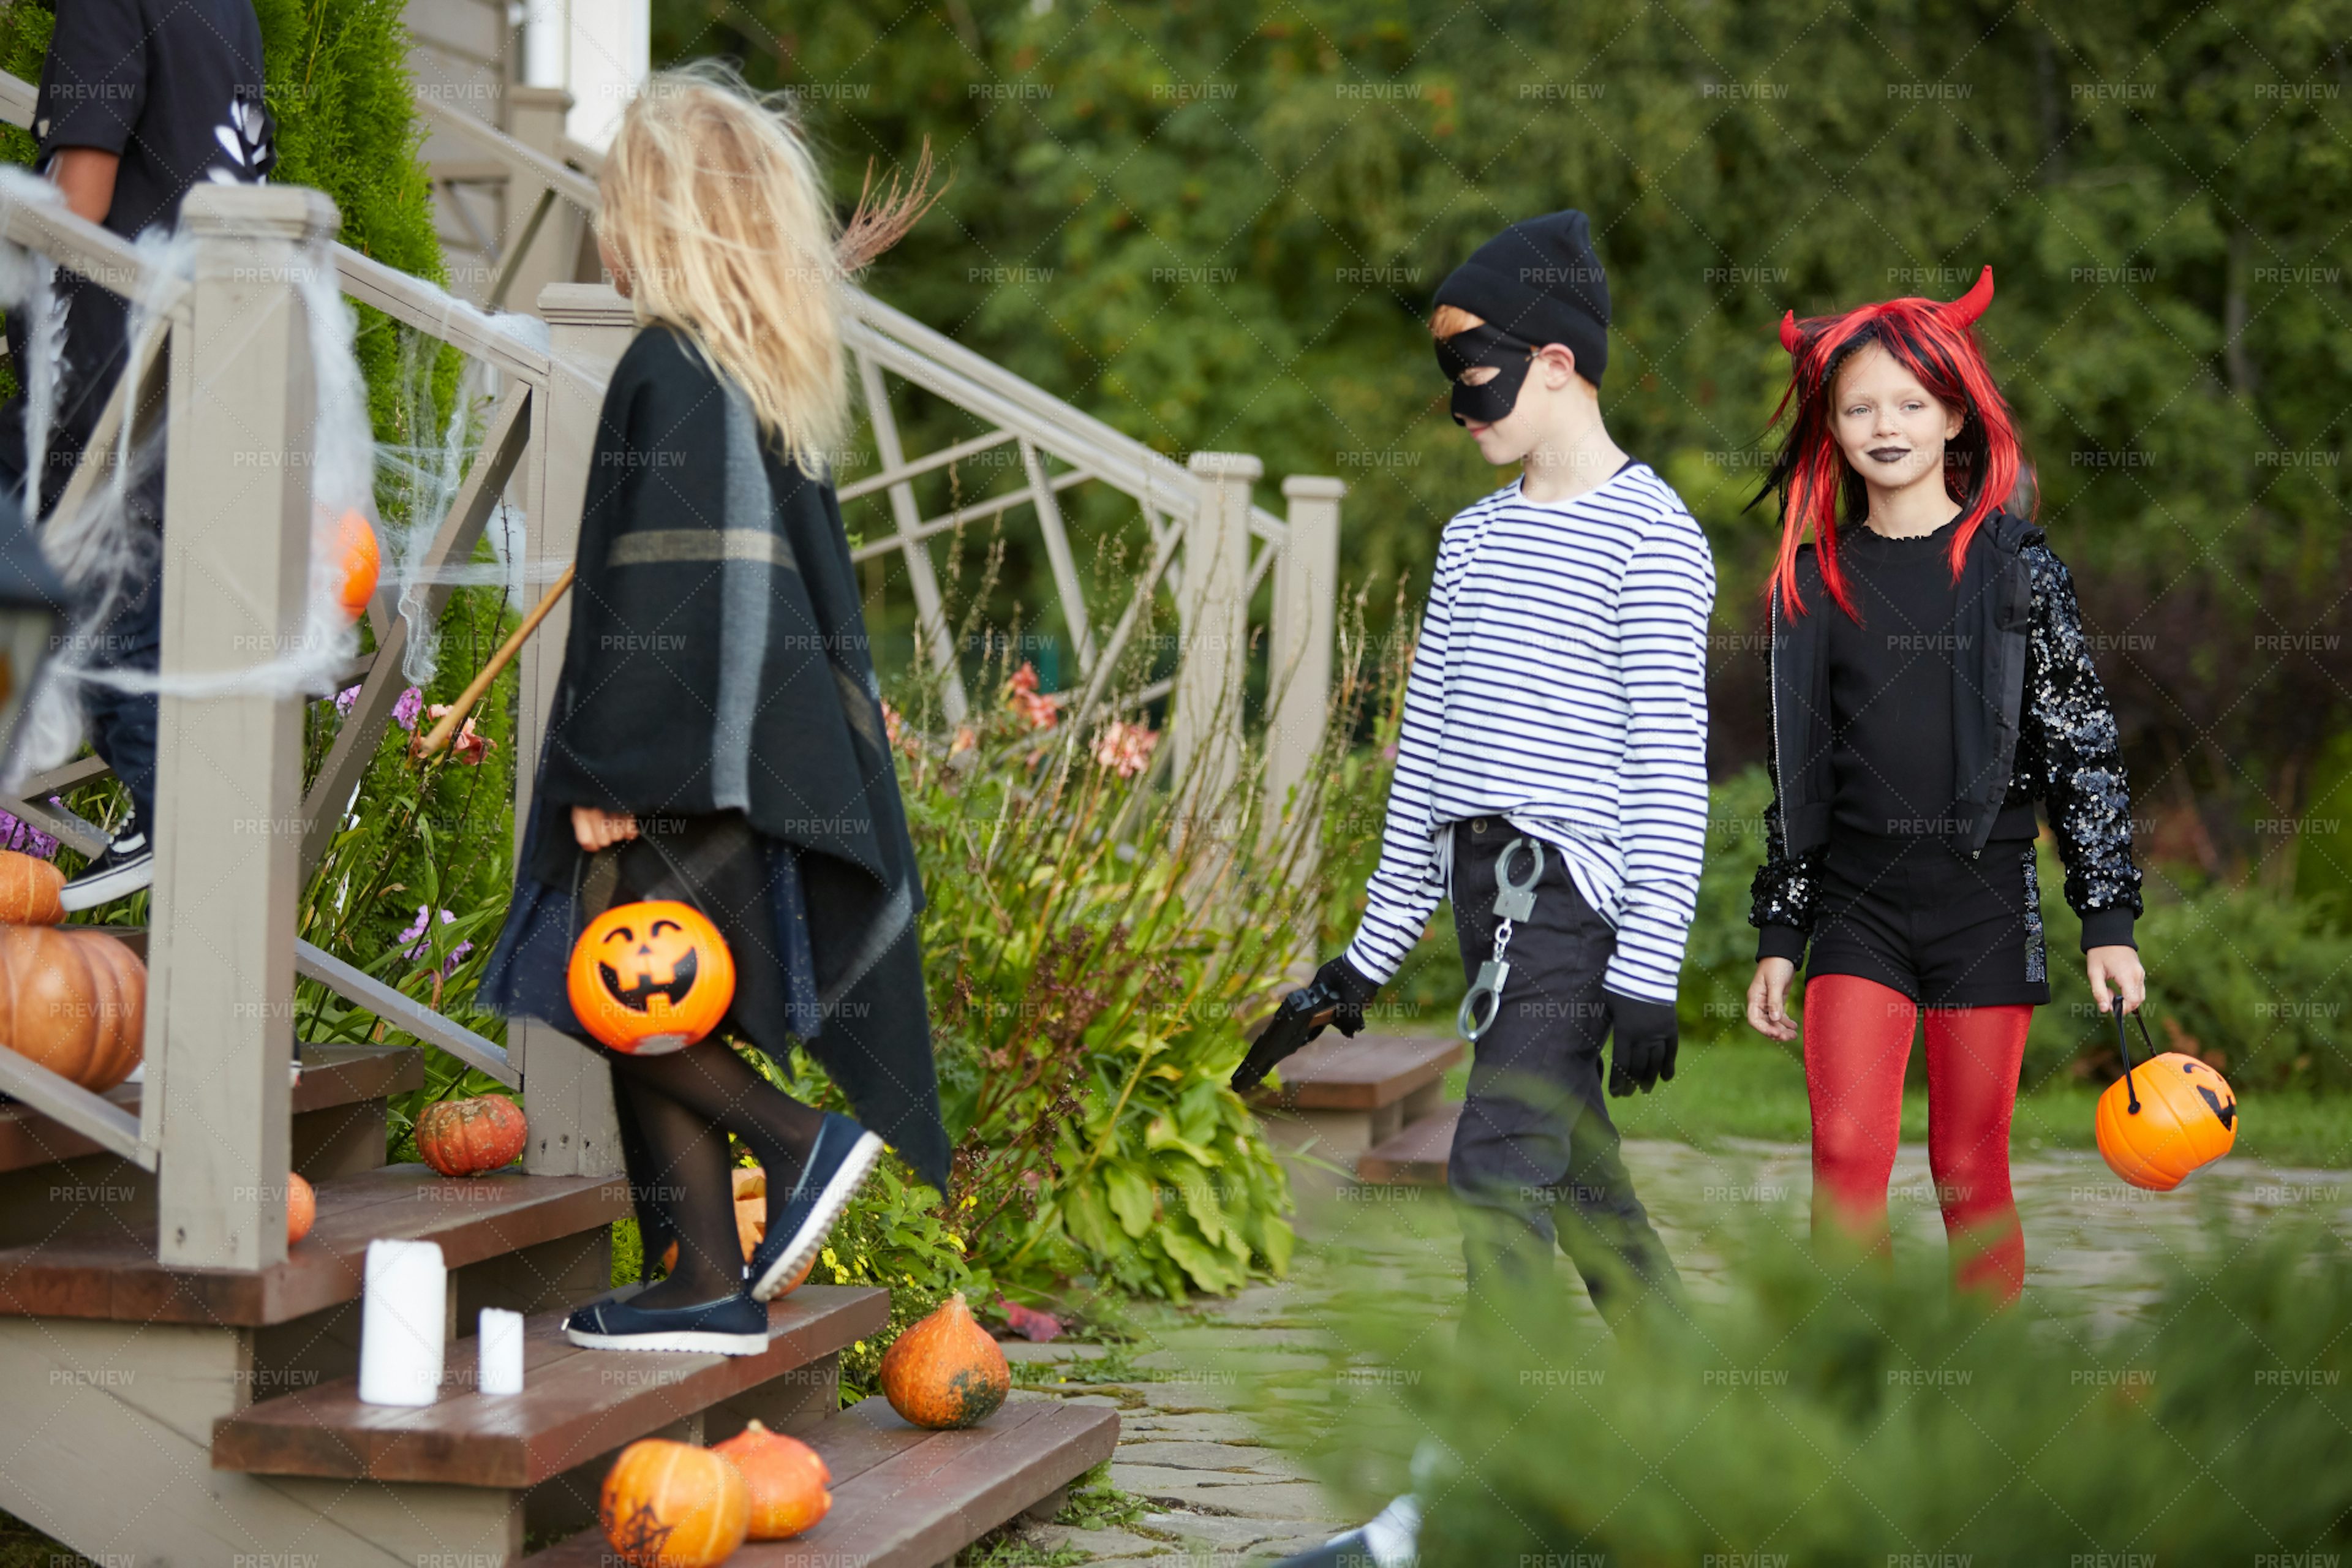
[2094,997,2237,1192]
[567,900,736,1055]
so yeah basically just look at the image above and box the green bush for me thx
[1293,1215,2352,1564]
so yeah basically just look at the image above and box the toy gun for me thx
[1229,967,1365,1093]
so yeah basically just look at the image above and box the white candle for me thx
[478,1306,526,1396]
[357,1238,447,1407]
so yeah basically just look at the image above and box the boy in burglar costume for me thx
[1240,211,1713,1338]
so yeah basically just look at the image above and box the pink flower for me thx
[1006,662,1057,731]
[1091,718,1158,778]
[424,704,494,766]
[949,724,977,756]
[334,684,361,717]
[391,686,424,732]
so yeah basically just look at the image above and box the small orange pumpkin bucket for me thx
[2094,995,2237,1192]
[567,899,736,1055]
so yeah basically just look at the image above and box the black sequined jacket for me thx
[1749,507,2143,962]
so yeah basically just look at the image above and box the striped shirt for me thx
[1341,462,1716,1005]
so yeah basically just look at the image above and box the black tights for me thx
[604,1042,824,1306]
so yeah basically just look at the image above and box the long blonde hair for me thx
[595,62,938,478]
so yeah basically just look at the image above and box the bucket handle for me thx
[2109,992,2159,1115]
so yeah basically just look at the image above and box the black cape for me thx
[491,324,949,1193]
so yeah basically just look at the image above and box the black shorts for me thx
[1802,833,2051,1008]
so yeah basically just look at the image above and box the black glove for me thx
[1230,956,1382,1093]
[1605,989,1679,1097]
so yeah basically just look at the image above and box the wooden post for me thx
[496,85,582,315]
[151,185,337,1270]
[1268,475,1343,859]
[1177,453,1256,858]
[516,282,634,1180]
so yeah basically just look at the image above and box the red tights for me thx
[1802,975,2031,1303]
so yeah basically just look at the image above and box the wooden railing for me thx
[0,76,1342,1270]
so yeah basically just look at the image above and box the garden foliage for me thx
[1298,1214,2352,1564]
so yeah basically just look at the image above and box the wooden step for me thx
[0,1160,630,1324]
[1356,1099,1460,1185]
[0,1039,423,1177]
[519,1393,1121,1568]
[1250,1033,1463,1170]
[212,1284,888,1486]
[1248,1032,1463,1111]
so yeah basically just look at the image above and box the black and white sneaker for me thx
[746,1112,885,1301]
[59,831,153,912]
[563,1291,770,1355]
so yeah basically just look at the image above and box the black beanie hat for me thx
[1433,209,1611,387]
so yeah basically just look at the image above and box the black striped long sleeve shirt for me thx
[1341,464,1716,1005]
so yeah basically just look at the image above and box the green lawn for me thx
[1442,1041,2352,1171]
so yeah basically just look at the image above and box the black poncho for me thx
[483,324,949,1193]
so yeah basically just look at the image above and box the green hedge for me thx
[1300,1214,2352,1564]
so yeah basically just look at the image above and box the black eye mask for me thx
[1436,322,1537,425]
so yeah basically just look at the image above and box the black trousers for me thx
[1446,815,1679,1325]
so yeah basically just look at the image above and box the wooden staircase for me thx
[1250,1033,1464,1191]
[0,1041,1114,1565]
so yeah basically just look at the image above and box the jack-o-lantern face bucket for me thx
[567,900,736,1054]
[2094,1002,2237,1192]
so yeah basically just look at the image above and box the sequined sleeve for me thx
[1747,723,1822,953]
[2019,543,2143,947]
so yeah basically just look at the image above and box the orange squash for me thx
[598,1438,749,1568]
[0,925,143,1091]
[2097,1051,2237,1191]
[335,509,380,619]
[878,1291,1010,1430]
[709,1419,831,1540]
[567,900,736,1055]
[286,1171,315,1246]
[0,851,63,924]
[415,1093,527,1177]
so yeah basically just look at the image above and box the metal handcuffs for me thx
[1456,835,1544,1042]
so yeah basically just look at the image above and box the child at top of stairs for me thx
[477,62,952,1356]
[1,0,279,912]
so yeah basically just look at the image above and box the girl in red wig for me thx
[1743,268,2149,1303]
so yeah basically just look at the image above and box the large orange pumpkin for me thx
[334,509,380,619]
[287,1171,315,1246]
[0,925,143,1091]
[567,900,735,1055]
[709,1419,831,1540]
[415,1093,528,1177]
[878,1291,1010,1430]
[0,851,63,924]
[598,1438,749,1568]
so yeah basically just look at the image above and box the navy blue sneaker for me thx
[564,1291,770,1355]
[747,1112,885,1301]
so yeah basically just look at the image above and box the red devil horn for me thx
[1778,311,1802,354]
[1942,265,1994,328]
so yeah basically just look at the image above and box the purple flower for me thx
[391,686,423,732]
[398,905,473,978]
[334,684,361,717]
[0,810,58,862]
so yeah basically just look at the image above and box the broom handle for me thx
[410,564,575,760]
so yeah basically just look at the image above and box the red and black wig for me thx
[1755,265,2032,620]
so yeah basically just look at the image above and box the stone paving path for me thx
[988,1136,2352,1566]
